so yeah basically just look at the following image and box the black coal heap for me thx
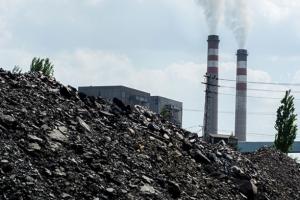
[0,69,299,200]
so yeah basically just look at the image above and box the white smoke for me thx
[225,0,250,48]
[196,0,224,35]
[196,0,250,48]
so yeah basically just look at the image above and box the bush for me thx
[12,65,22,74]
[30,57,54,77]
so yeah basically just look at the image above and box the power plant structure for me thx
[203,35,248,143]
[203,35,220,139]
[235,49,248,141]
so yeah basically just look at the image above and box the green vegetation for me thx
[30,57,54,77]
[274,90,297,153]
[12,65,22,74]
[160,105,171,121]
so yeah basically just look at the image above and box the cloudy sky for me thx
[1,0,300,141]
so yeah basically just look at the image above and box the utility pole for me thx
[203,74,209,140]
[204,35,220,141]
[203,74,218,141]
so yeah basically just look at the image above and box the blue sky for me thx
[1,0,300,141]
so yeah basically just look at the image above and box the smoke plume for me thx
[196,0,224,35]
[225,0,250,48]
[197,0,250,48]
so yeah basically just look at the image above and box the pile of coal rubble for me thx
[245,148,300,200]
[0,68,299,200]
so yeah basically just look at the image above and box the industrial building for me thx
[78,85,151,108]
[149,96,182,127]
[78,85,183,127]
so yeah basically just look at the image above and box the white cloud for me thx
[0,18,12,45]
[54,49,206,102]
[291,70,300,88]
[86,0,105,6]
[250,0,300,23]
[0,0,22,46]
[248,68,272,82]
[53,49,209,130]
[54,49,132,87]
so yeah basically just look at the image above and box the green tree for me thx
[160,105,171,121]
[30,57,54,77]
[274,90,297,153]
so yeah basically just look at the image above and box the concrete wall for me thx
[78,86,150,107]
[238,141,300,153]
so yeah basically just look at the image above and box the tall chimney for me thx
[235,49,248,141]
[204,35,220,138]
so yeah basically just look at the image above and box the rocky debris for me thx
[246,148,300,200]
[140,184,156,194]
[166,180,181,199]
[27,134,43,143]
[28,143,41,151]
[48,129,68,142]
[0,69,299,199]
[76,116,91,132]
[190,149,211,164]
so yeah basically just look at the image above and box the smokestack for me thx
[235,49,248,141]
[204,35,220,138]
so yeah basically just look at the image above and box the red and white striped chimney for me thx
[235,49,248,141]
[204,35,220,138]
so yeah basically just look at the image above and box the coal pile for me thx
[0,69,299,200]
[246,148,300,200]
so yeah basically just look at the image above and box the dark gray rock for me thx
[76,116,91,132]
[190,149,211,164]
[167,181,181,199]
[60,86,72,99]
[140,184,155,194]
[27,135,43,143]
[237,179,257,200]
[0,114,16,126]
[147,123,159,131]
[48,129,68,142]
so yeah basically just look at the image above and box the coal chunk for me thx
[190,149,211,164]
[167,181,181,199]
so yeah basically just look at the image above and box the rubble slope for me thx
[246,148,300,200]
[0,69,299,200]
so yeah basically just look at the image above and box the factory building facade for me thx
[79,86,150,107]
[149,96,182,127]
[78,86,183,127]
